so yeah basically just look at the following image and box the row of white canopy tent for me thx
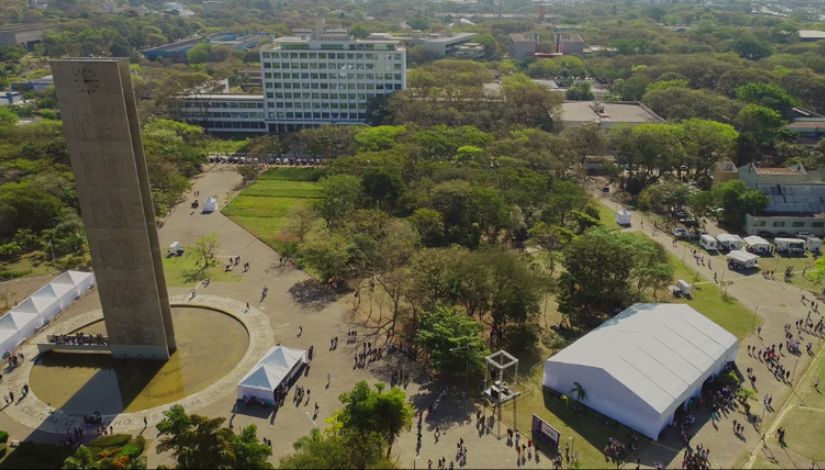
[1,271,95,357]
[237,346,307,404]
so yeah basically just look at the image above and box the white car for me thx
[672,228,689,239]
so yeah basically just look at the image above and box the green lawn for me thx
[502,366,649,468]
[0,252,58,281]
[222,168,323,253]
[665,252,761,340]
[779,407,825,462]
[162,254,240,286]
[593,199,621,230]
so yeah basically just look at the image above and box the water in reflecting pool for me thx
[30,306,249,414]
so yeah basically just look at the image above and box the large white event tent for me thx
[0,271,95,355]
[543,303,738,440]
[237,346,307,404]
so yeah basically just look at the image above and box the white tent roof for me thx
[546,303,737,413]
[66,270,93,285]
[727,250,759,263]
[616,208,630,216]
[716,233,742,244]
[238,346,306,391]
[0,311,38,331]
[48,276,76,298]
[743,235,770,247]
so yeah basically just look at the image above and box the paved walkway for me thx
[0,166,434,467]
[590,182,825,469]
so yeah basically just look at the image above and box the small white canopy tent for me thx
[615,208,631,226]
[716,233,743,250]
[0,310,40,356]
[0,271,95,355]
[727,250,759,269]
[543,303,738,440]
[203,196,218,213]
[237,346,307,404]
[744,235,772,254]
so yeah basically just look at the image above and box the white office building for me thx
[259,34,406,133]
[176,94,267,133]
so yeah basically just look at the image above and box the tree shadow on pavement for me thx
[288,279,350,311]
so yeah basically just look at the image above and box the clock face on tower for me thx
[73,67,100,94]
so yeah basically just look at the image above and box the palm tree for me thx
[570,382,587,403]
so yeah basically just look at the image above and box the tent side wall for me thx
[543,361,663,439]
[656,337,738,434]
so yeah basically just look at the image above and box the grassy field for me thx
[222,167,323,253]
[0,252,58,281]
[501,366,650,469]
[778,407,825,462]
[593,199,622,230]
[665,252,761,340]
[162,254,240,287]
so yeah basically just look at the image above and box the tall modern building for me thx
[259,32,406,133]
[176,26,406,134]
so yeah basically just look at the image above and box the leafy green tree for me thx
[62,445,95,469]
[337,381,414,457]
[156,404,234,469]
[430,180,509,248]
[558,229,670,328]
[500,73,561,131]
[565,82,594,101]
[0,107,19,127]
[611,74,651,101]
[187,42,211,64]
[361,167,404,210]
[354,126,404,152]
[736,83,800,117]
[417,305,490,378]
[681,119,739,176]
[298,232,354,283]
[729,34,773,60]
[638,181,691,213]
[642,87,742,122]
[712,180,769,229]
[409,208,444,247]
[527,56,586,79]
[737,104,788,150]
[277,428,393,469]
[231,425,273,469]
[315,175,363,227]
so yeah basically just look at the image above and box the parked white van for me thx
[700,234,718,251]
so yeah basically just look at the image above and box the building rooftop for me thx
[561,101,663,124]
[788,120,825,130]
[0,23,54,33]
[751,165,806,176]
[757,183,825,215]
[509,33,535,43]
[799,30,825,39]
[715,160,738,173]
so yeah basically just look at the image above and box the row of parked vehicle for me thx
[207,154,326,166]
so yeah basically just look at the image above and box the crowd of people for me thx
[353,341,383,369]
[47,333,107,346]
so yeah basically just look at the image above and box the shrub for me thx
[0,430,9,443]
[89,434,131,449]
[118,436,146,459]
